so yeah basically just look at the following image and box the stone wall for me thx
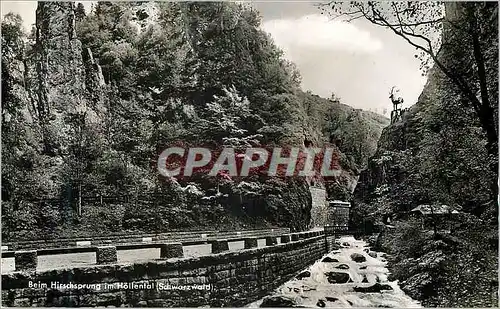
[2,234,327,307]
[325,235,338,252]
[309,187,327,228]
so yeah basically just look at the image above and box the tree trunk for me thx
[78,183,82,216]
[470,8,498,159]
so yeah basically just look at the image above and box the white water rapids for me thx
[248,236,421,308]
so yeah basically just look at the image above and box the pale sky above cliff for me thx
[1,1,427,116]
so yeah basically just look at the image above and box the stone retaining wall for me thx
[325,235,338,252]
[2,233,327,307]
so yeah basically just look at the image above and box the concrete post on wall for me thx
[96,246,117,264]
[160,243,184,259]
[211,240,229,254]
[280,235,291,244]
[309,187,328,228]
[265,236,277,246]
[15,250,37,271]
[244,237,258,249]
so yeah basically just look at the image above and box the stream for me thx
[248,236,421,308]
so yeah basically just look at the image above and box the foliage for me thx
[380,217,497,307]
[199,86,263,147]
[1,2,388,240]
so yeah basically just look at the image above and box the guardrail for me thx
[2,227,290,251]
[2,230,325,272]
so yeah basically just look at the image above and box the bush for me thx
[385,218,429,259]
[381,215,498,307]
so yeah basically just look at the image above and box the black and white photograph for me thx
[0,0,498,307]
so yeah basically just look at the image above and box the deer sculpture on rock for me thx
[389,86,404,124]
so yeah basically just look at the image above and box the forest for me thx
[1,2,387,240]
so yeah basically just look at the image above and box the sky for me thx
[1,1,427,116]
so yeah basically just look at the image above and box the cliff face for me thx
[353,63,495,223]
[297,92,390,203]
[34,2,86,118]
[352,3,498,307]
[353,2,497,222]
[353,67,440,212]
[9,2,104,151]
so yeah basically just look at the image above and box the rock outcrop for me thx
[34,2,87,119]
[10,2,104,155]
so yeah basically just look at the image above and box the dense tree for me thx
[75,3,86,22]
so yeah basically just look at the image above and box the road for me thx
[2,239,270,273]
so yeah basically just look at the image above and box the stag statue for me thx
[389,86,404,124]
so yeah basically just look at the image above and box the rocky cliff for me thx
[351,3,498,306]
[353,2,497,224]
[34,2,86,118]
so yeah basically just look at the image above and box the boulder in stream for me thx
[325,272,351,284]
[322,257,339,263]
[368,251,378,258]
[260,295,300,307]
[350,253,367,263]
[330,243,341,250]
[316,299,326,307]
[353,283,393,293]
[296,271,311,280]
[335,264,349,270]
